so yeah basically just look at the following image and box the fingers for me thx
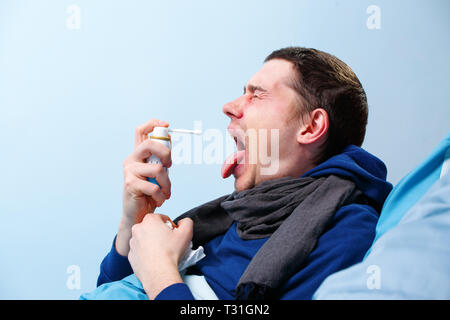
[124,119,172,211]
[175,218,194,240]
[124,161,170,207]
[128,179,167,207]
[140,214,193,244]
[141,214,192,234]
[142,213,176,229]
[131,138,172,167]
[134,119,170,149]
[128,162,171,198]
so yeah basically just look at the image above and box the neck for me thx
[255,153,316,186]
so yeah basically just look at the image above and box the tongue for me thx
[221,150,246,179]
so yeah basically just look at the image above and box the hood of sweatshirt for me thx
[303,145,393,210]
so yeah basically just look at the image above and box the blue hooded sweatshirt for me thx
[96,145,393,300]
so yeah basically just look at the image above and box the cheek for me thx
[243,99,298,147]
[254,99,294,124]
[264,121,299,159]
[245,107,281,129]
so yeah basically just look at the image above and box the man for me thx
[95,47,393,300]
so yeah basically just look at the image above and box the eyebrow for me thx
[243,84,268,94]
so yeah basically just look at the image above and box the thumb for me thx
[175,218,194,240]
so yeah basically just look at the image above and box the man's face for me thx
[222,59,304,192]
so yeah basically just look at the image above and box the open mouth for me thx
[221,130,247,179]
[234,136,245,151]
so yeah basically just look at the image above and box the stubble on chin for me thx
[234,166,257,192]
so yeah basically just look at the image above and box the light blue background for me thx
[0,0,449,299]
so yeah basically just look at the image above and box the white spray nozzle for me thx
[169,128,202,135]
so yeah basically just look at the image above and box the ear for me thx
[296,108,329,145]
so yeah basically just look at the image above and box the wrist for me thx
[142,265,183,300]
[115,215,136,256]
[119,213,136,230]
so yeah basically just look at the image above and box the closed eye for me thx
[244,84,267,96]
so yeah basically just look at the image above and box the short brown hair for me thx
[265,47,368,164]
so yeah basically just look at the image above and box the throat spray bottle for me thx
[147,126,201,187]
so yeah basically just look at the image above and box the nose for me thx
[222,96,244,120]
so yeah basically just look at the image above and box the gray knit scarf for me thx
[174,175,367,299]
